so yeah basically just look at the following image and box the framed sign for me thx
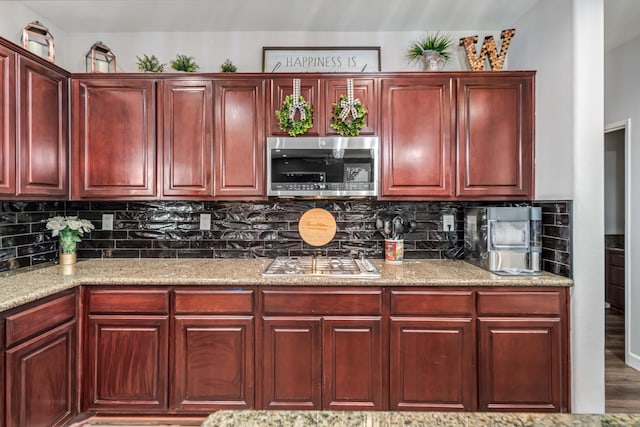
[262,46,381,73]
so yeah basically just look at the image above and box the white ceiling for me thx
[14,0,640,51]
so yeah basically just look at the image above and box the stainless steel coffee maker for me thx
[464,206,542,275]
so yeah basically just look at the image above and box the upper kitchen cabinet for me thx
[159,79,214,199]
[456,73,534,199]
[0,39,69,199]
[72,77,157,199]
[214,78,266,199]
[268,76,378,137]
[268,78,321,136]
[0,43,15,195]
[323,77,377,136]
[380,76,454,199]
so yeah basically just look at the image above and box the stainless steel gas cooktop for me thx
[262,256,381,278]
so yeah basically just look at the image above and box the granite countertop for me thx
[202,410,640,427]
[0,258,573,312]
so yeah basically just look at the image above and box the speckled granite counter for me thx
[202,410,640,427]
[0,258,572,312]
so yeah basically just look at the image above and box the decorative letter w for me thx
[459,29,516,71]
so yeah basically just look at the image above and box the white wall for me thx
[605,34,640,370]
[604,129,625,234]
[571,0,605,412]
[0,1,68,66]
[509,0,574,200]
[61,30,507,73]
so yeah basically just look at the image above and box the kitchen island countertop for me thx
[0,258,572,312]
[202,410,640,427]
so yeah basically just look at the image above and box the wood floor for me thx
[605,308,640,413]
[69,309,640,426]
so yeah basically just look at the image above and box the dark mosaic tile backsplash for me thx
[0,199,573,278]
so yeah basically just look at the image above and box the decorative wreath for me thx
[275,95,313,137]
[330,95,368,137]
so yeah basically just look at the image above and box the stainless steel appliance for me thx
[267,136,379,197]
[262,256,381,278]
[464,206,542,275]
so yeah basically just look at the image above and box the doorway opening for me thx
[604,119,640,412]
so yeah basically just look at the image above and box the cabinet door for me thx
[456,75,534,198]
[478,318,563,412]
[6,320,76,427]
[160,80,213,198]
[213,79,265,198]
[324,77,377,135]
[390,318,475,411]
[17,56,68,198]
[269,78,321,136]
[380,77,453,198]
[261,317,322,409]
[85,315,169,413]
[172,316,254,412]
[323,317,383,410]
[0,44,15,195]
[72,78,156,199]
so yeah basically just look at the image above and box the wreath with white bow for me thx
[275,79,313,136]
[330,79,367,136]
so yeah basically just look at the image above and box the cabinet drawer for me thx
[88,289,169,314]
[390,290,473,316]
[262,289,383,315]
[609,252,625,268]
[5,292,75,347]
[609,265,625,287]
[477,290,562,316]
[174,289,254,314]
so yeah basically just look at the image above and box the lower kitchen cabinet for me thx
[83,289,170,413]
[260,288,385,410]
[3,290,77,427]
[172,289,255,412]
[261,317,322,409]
[389,289,475,411]
[605,248,625,311]
[476,289,568,412]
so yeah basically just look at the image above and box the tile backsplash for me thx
[0,199,573,278]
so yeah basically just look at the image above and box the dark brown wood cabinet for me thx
[477,289,568,412]
[260,288,384,410]
[16,56,68,198]
[380,76,453,198]
[72,77,157,199]
[456,75,534,198]
[84,289,170,413]
[0,39,68,199]
[4,290,77,427]
[0,43,15,195]
[268,76,378,137]
[380,72,534,200]
[605,248,625,311]
[261,317,322,409]
[160,79,214,198]
[389,289,475,411]
[214,78,266,198]
[172,289,255,412]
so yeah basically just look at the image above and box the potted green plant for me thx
[407,32,454,71]
[220,58,237,72]
[170,54,199,72]
[136,54,165,72]
[46,215,94,264]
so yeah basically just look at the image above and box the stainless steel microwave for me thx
[267,136,379,197]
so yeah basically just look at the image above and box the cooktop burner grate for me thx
[262,256,381,278]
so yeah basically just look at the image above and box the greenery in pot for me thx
[220,58,237,72]
[46,216,94,254]
[136,54,165,72]
[171,54,199,72]
[407,32,454,64]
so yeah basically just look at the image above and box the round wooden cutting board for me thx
[298,208,337,247]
